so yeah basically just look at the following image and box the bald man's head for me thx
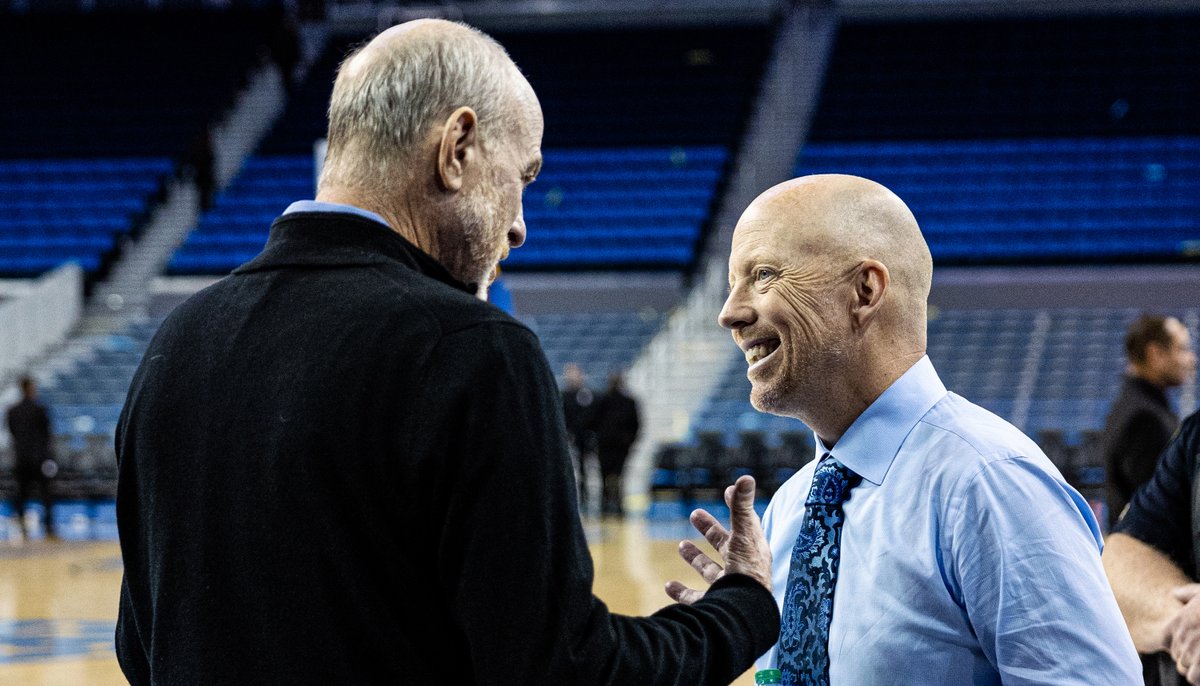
[719,174,932,424]
[742,174,932,307]
[319,19,538,193]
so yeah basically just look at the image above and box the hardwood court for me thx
[0,518,758,685]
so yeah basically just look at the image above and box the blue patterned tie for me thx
[778,455,861,686]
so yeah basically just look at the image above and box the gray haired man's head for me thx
[315,19,543,298]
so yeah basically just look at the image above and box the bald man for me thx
[702,175,1141,684]
[115,20,779,685]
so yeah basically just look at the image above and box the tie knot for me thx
[805,456,861,506]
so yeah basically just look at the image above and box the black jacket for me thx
[1102,375,1179,528]
[115,212,779,685]
[6,397,51,467]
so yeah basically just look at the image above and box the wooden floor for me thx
[0,518,757,685]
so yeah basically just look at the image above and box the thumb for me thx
[1172,584,1200,604]
[726,475,758,520]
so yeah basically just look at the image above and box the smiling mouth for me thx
[744,339,780,367]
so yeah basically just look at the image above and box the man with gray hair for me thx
[115,19,778,685]
[684,174,1142,684]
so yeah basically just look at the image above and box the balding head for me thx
[742,174,932,323]
[719,174,932,439]
[314,19,544,299]
[320,19,538,194]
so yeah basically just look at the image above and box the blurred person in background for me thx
[1103,314,1196,533]
[5,375,56,541]
[1104,410,1200,686]
[705,174,1140,684]
[590,371,640,517]
[560,362,597,512]
[115,18,778,685]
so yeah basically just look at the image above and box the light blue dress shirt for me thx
[283,200,391,228]
[760,356,1140,685]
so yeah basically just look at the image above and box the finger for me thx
[728,475,758,518]
[665,580,705,606]
[690,509,731,552]
[1174,584,1200,603]
[1188,660,1200,685]
[679,541,724,583]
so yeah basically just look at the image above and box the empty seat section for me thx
[800,14,1200,264]
[0,158,172,277]
[795,137,1200,263]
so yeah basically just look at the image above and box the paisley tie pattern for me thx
[778,455,862,686]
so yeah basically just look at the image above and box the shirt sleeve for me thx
[1115,413,1200,570]
[406,320,780,686]
[946,456,1142,686]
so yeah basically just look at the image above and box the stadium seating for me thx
[0,10,276,278]
[795,136,1200,263]
[524,310,663,385]
[798,15,1200,265]
[0,158,172,276]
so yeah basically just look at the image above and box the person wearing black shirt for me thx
[5,375,56,541]
[560,363,597,512]
[115,19,778,685]
[591,372,640,517]
[1106,411,1200,686]
[1103,314,1196,532]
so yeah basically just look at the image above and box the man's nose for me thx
[508,208,527,248]
[718,289,753,331]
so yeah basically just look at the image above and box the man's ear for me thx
[437,106,478,192]
[851,259,889,331]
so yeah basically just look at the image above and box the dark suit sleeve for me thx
[1115,413,1199,569]
[409,321,779,686]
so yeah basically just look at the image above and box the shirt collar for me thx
[815,355,947,486]
[283,200,391,229]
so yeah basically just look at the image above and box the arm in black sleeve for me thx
[412,321,779,686]
[1115,412,1200,570]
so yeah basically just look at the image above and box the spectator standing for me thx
[560,363,597,512]
[1103,314,1196,531]
[591,372,640,517]
[5,376,56,541]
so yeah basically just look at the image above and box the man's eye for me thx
[756,268,774,281]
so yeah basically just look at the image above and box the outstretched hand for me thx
[664,475,773,605]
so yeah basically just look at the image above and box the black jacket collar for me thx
[234,211,474,295]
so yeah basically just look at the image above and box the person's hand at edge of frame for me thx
[664,475,773,605]
[1167,584,1200,684]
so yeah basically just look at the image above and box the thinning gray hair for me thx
[319,22,524,192]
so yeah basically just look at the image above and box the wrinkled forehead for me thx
[729,213,833,266]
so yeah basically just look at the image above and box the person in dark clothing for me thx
[591,372,640,516]
[115,20,778,685]
[184,125,216,211]
[1103,314,1196,531]
[5,376,56,540]
[560,363,597,513]
[1105,411,1200,686]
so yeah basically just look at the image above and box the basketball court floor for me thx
[0,509,759,685]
